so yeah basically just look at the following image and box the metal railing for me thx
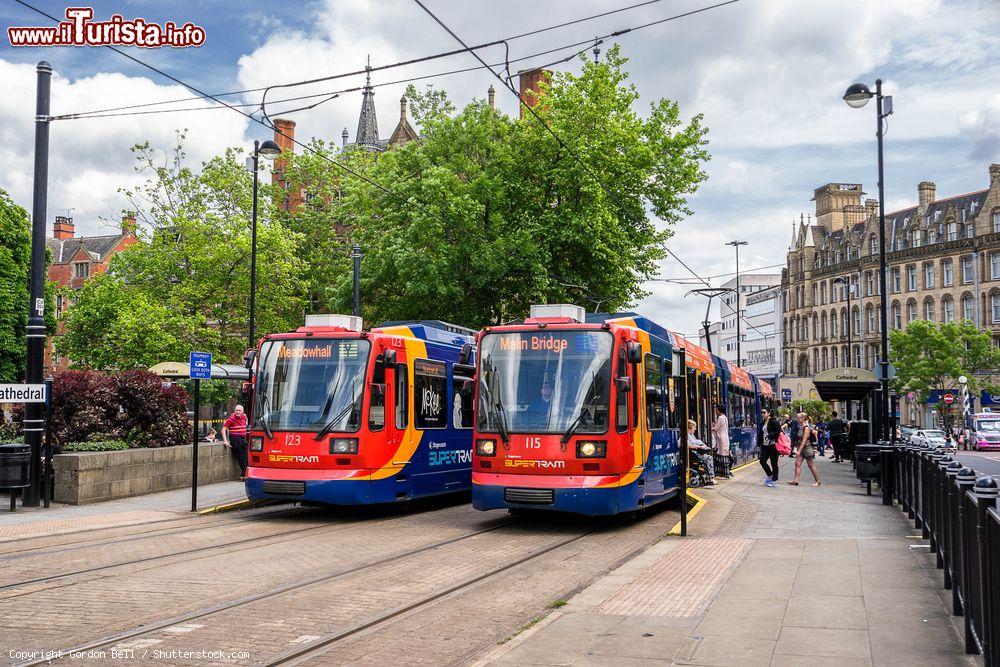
[890,440,1000,663]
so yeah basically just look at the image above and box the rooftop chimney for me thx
[53,215,74,240]
[487,85,495,111]
[121,211,137,236]
[517,68,552,119]
[341,128,349,148]
[400,96,408,121]
[990,163,1000,187]
[273,118,295,155]
[864,198,879,219]
[271,118,300,212]
[917,181,936,215]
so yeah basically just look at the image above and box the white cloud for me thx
[958,92,1000,161]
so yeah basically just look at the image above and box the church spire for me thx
[355,56,381,150]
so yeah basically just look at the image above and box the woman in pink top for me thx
[712,404,731,478]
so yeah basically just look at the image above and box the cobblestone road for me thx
[3,498,678,666]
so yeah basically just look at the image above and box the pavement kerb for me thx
[667,490,706,535]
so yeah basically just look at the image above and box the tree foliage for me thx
[57,133,307,369]
[299,47,708,326]
[889,319,1000,401]
[782,399,832,424]
[0,189,30,383]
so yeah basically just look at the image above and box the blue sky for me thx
[1,0,998,335]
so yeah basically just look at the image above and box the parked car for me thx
[900,425,917,443]
[911,429,949,449]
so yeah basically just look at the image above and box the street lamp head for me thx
[958,375,968,385]
[258,140,281,160]
[843,83,873,108]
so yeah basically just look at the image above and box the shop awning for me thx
[812,367,879,401]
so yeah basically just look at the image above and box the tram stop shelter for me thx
[147,362,249,381]
[812,367,884,440]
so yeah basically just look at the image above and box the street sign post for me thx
[188,352,211,511]
[0,384,47,403]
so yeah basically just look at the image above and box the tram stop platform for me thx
[0,480,248,541]
[480,455,974,666]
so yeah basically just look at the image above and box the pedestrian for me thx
[203,427,218,443]
[816,422,828,457]
[223,404,249,481]
[712,404,732,478]
[760,407,781,487]
[688,419,715,484]
[827,410,847,462]
[788,412,821,487]
[787,412,800,458]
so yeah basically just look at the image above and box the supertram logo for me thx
[429,449,472,466]
[504,459,567,469]
[268,454,320,464]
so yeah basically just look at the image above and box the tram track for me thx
[16,519,517,667]
[0,504,310,560]
[265,527,598,666]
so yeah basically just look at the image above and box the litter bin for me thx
[855,442,880,495]
[0,443,31,511]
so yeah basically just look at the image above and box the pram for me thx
[688,450,715,487]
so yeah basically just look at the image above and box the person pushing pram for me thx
[687,419,715,486]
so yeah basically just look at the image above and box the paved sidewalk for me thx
[481,455,974,666]
[0,480,248,539]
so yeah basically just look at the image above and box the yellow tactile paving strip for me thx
[595,536,752,617]
[0,510,178,540]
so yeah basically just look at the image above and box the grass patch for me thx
[548,599,568,608]
[497,613,547,644]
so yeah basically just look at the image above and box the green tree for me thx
[785,399,832,424]
[320,46,708,326]
[57,134,307,370]
[889,319,1000,401]
[0,190,30,382]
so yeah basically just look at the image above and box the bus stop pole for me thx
[191,378,200,512]
[677,349,688,537]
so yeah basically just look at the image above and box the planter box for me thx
[52,442,241,505]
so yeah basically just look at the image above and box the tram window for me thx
[451,369,474,429]
[616,349,628,433]
[414,359,447,430]
[644,354,664,430]
[369,355,386,431]
[395,364,408,428]
[665,359,678,429]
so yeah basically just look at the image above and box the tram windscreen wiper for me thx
[314,384,361,441]
[560,372,600,444]
[480,367,509,444]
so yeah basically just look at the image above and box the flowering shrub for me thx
[45,370,189,448]
[63,440,130,452]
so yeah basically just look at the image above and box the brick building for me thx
[782,164,1000,425]
[45,213,138,371]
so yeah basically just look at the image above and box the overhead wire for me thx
[48,0,674,121]
[407,0,771,347]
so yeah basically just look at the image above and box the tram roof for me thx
[373,320,475,346]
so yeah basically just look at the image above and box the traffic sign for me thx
[189,351,212,380]
[875,359,897,381]
[0,383,46,403]
[943,393,955,405]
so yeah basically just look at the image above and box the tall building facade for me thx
[782,164,1000,425]
[717,274,782,381]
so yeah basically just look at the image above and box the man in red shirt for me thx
[223,404,249,480]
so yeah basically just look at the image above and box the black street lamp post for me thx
[352,243,363,318]
[844,79,894,443]
[248,139,281,350]
[726,240,748,367]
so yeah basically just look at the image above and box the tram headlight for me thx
[330,438,359,455]
[476,439,497,456]
[250,436,264,452]
[576,440,606,458]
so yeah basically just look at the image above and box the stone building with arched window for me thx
[781,164,1000,425]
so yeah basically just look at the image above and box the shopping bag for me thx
[776,432,792,456]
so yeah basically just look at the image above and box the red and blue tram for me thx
[471,305,772,516]
[244,315,477,505]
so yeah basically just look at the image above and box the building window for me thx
[942,258,953,287]
[854,346,862,367]
[853,308,861,336]
[993,210,1000,233]
[891,268,901,293]
[911,228,921,248]
[962,256,973,284]
[943,298,954,324]
[924,299,936,322]
[813,284,818,306]
[907,301,917,323]
[832,312,839,337]
[892,303,901,329]
[947,221,957,241]
[832,347,839,367]
[870,234,877,255]
[866,306,875,333]
[820,282,827,305]
[73,262,90,279]
[992,253,1000,280]
[865,271,875,296]
[963,295,975,322]
[993,294,1000,324]
[924,263,935,289]
[907,265,917,291]
[56,294,64,312]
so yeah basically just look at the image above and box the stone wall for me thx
[53,442,241,505]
